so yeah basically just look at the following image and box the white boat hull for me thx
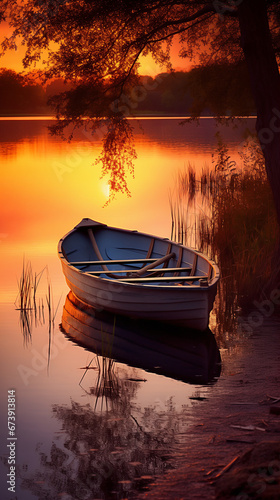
[58,219,220,331]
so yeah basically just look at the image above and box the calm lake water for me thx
[0,117,255,499]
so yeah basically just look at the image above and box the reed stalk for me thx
[16,260,61,349]
[16,258,33,311]
[79,318,118,411]
[170,135,279,334]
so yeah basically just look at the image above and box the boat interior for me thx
[61,223,215,287]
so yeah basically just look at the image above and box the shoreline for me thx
[0,114,257,120]
[138,317,280,499]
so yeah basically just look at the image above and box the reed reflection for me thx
[15,259,46,344]
[19,292,220,500]
[15,258,62,378]
[20,395,177,499]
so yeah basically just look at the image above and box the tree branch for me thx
[134,3,216,45]
[147,12,215,44]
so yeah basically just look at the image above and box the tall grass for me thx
[209,137,277,304]
[170,164,210,248]
[33,267,46,311]
[170,135,279,332]
[15,260,61,346]
[15,259,35,343]
[16,258,33,311]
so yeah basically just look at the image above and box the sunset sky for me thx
[0,21,193,76]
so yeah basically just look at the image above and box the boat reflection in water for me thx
[20,296,221,499]
[60,292,221,386]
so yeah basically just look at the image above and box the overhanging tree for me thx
[1,1,280,226]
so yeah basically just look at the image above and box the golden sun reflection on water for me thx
[0,119,250,500]
[0,117,255,303]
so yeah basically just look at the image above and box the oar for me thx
[128,252,176,277]
[87,229,110,274]
[87,228,125,279]
[88,228,175,279]
[86,266,192,275]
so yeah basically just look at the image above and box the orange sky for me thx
[0,22,192,76]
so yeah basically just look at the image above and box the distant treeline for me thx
[0,62,255,116]
[0,70,68,115]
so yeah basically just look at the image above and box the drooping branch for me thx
[1,0,279,210]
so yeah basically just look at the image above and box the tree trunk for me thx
[238,0,280,232]
[238,0,280,287]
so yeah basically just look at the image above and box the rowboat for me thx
[61,292,221,385]
[58,218,220,330]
